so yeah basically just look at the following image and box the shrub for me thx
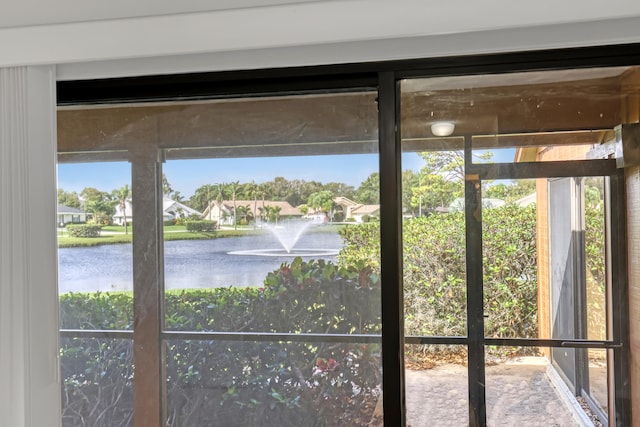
[185,220,217,232]
[60,258,382,426]
[339,204,538,354]
[65,224,102,237]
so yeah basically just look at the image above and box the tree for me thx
[401,169,420,215]
[162,173,174,198]
[242,181,260,229]
[264,205,282,224]
[322,182,355,200]
[113,185,131,234]
[81,187,114,223]
[235,205,253,225]
[421,151,465,182]
[354,173,379,204]
[484,179,536,204]
[190,184,216,213]
[171,191,184,203]
[57,189,81,209]
[81,187,109,204]
[308,190,337,221]
[410,173,462,215]
[214,182,228,228]
[227,181,240,230]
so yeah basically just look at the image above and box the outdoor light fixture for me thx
[431,121,455,137]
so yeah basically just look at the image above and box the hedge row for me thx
[185,219,217,232]
[65,224,102,237]
[60,258,381,426]
[339,205,538,343]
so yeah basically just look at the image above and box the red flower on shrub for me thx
[316,357,339,373]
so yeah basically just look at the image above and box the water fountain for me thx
[228,219,339,257]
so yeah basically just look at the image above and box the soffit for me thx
[57,68,640,161]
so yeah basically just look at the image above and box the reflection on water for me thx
[58,231,342,293]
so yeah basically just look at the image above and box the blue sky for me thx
[57,149,515,198]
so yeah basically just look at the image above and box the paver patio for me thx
[404,358,585,426]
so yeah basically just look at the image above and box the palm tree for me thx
[227,181,240,230]
[214,182,227,228]
[191,184,216,214]
[113,184,131,234]
[244,181,259,229]
[258,183,268,226]
[235,205,252,226]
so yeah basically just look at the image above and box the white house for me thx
[334,196,380,223]
[56,204,87,226]
[113,198,201,225]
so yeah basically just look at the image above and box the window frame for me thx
[58,43,637,427]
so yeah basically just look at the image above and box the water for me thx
[58,229,342,293]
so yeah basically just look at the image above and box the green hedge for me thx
[185,219,217,232]
[60,258,381,426]
[65,224,102,237]
[340,204,538,344]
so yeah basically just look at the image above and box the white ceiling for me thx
[0,0,324,28]
[3,0,640,71]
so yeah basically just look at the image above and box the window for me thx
[58,90,383,426]
[57,56,635,426]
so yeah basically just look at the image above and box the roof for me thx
[163,198,201,217]
[351,204,380,215]
[334,196,359,208]
[515,192,536,207]
[57,204,84,214]
[115,198,200,218]
[203,200,302,218]
[334,196,380,216]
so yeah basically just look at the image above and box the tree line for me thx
[58,152,540,222]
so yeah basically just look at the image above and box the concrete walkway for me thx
[405,358,584,427]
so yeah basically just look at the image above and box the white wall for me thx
[0,66,60,427]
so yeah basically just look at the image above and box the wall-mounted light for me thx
[431,121,455,137]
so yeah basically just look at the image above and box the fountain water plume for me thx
[264,220,314,253]
[227,219,339,257]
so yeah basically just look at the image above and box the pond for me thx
[58,229,343,293]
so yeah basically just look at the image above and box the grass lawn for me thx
[58,227,264,248]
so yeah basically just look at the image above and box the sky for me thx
[57,149,515,199]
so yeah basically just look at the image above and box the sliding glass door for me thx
[57,58,636,426]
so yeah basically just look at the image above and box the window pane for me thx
[481,179,538,340]
[472,137,612,164]
[165,339,381,426]
[405,344,468,426]
[586,349,609,422]
[160,92,381,336]
[481,177,609,341]
[58,161,133,329]
[400,68,626,165]
[399,145,467,337]
[60,337,134,426]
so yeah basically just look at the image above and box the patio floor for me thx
[404,357,588,427]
